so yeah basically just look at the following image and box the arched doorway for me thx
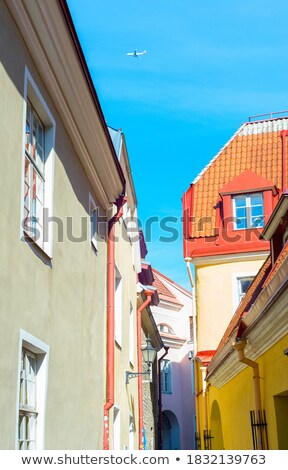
[210,400,224,449]
[161,410,180,450]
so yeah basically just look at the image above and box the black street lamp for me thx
[126,335,156,384]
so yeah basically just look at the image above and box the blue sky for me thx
[67,0,288,289]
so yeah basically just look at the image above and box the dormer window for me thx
[232,193,264,230]
[158,323,175,335]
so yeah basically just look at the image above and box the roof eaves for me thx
[58,0,126,189]
[261,191,288,240]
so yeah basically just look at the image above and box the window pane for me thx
[235,217,247,229]
[234,197,246,208]
[250,194,263,206]
[251,205,263,217]
[235,207,246,219]
[251,216,264,228]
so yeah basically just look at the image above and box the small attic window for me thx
[158,323,175,335]
[232,193,264,230]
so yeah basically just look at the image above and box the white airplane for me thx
[127,49,147,58]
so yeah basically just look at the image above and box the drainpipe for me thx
[184,258,197,355]
[137,289,154,450]
[280,130,288,190]
[200,366,208,433]
[103,194,127,450]
[232,339,263,449]
[157,346,169,449]
[184,258,200,441]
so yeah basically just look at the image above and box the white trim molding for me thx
[15,330,49,450]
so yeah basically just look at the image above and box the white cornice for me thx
[207,262,288,388]
[7,0,123,209]
[191,251,269,267]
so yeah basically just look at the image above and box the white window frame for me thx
[113,406,121,450]
[16,330,49,450]
[232,193,264,230]
[232,272,256,311]
[115,265,123,347]
[129,302,134,365]
[21,67,55,258]
[89,193,98,252]
[161,359,172,394]
[128,414,135,450]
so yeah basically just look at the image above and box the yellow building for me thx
[182,115,288,448]
[204,192,288,450]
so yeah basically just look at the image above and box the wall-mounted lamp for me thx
[188,351,193,361]
[126,335,156,384]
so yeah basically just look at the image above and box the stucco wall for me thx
[196,258,266,351]
[113,219,138,450]
[0,1,107,449]
[201,334,288,450]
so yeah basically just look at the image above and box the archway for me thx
[161,410,180,450]
[210,400,224,449]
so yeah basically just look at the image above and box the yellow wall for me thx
[196,258,266,351]
[196,334,288,450]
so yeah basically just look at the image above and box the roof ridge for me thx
[191,115,288,186]
[191,122,247,185]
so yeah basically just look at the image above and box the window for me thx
[17,330,49,450]
[22,69,55,257]
[19,349,37,450]
[237,276,254,303]
[161,359,172,394]
[89,194,98,251]
[158,323,175,335]
[115,265,122,346]
[232,193,264,230]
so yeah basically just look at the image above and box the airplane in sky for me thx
[126,50,147,58]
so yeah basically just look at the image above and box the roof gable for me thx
[188,118,287,238]
[219,170,277,195]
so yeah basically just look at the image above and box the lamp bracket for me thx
[126,370,150,384]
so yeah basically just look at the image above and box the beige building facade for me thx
[0,0,142,450]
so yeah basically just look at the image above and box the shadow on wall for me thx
[210,400,224,450]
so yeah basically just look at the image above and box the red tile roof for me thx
[152,268,192,297]
[152,269,183,306]
[195,350,216,366]
[189,118,288,238]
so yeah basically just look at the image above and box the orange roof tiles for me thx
[195,350,216,366]
[190,118,288,238]
[152,269,187,306]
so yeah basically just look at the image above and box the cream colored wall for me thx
[0,2,107,449]
[196,258,266,351]
[113,215,139,449]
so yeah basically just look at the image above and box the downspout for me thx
[280,130,288,191]
[103,194,127,450]
[200,366,208,434]
[184,258,197,354]
[157,346,169,449]
[184,258,200,441]
[137,289,154,450]
[232,339,263,449]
